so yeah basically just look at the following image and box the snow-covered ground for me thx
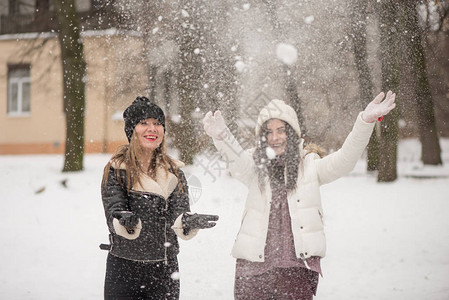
[1,138,448,300]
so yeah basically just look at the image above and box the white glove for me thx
[362,91,396,123]
[202,110,228,140]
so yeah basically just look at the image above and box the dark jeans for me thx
[234,267,319,300]
[104,253,179,300]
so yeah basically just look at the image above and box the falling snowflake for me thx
[275,43,298,65]
[304,15,315,24]
[266,147,276,160]
[171,272,180,280]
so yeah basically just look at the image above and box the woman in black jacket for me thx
[101,97,218,299]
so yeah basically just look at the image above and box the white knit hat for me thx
[255,99,302,138]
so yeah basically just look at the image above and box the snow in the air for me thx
[0,138,448,299]
[275,43,298,65]
[304,15,315,25]
[266,147,277,159]
[234,60,247,73]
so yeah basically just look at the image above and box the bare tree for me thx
[377,0,401,182]
[111,0,238,164]
[200,2,239,135]
[402,0,442,165]
[168,0,237,163]
[350,0,379,171]
[52,0,86,172]
[263,0,306,135]
[175,0,204,164]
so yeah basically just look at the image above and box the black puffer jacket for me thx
[101,162,191,262]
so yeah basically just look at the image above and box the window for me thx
[8,65,31,116]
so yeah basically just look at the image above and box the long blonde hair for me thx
[101,130,182,193]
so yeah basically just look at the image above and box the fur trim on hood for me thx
[305,143,326,158]
[298,139,326,159]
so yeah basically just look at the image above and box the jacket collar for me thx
[112,157,184,199]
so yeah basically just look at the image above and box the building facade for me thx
[0,0,147,154]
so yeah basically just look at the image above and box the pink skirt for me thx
[234,266,319,300]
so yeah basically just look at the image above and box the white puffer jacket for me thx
[213,112,375,262]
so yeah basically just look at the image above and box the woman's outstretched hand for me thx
[203,110,228,140]
[182,213,219,235]
[362,91,396,123]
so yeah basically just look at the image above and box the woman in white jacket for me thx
[203,91,396,299]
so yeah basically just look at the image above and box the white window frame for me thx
[7,69,31,117]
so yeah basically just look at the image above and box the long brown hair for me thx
[101,130,182,193]
[253,120,301,193]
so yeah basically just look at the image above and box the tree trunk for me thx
[53,0,86,172]
[402,1,442,165]
[176,0,202,165]
[163,69,173,111]
[148,65,158,103]
[378,0,400,182]
[264,0,306,135]
[285,66,307,136]
[350,0,378,171]
[199,1,238,136]
[177,51,198,165]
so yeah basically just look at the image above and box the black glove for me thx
[182,213,219,235]
[113,211,139,229]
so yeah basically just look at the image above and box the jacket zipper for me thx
[164,197,168,265]
[164,220,168,265]
[300,253,311,270]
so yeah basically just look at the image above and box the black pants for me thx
[104,253,180,300]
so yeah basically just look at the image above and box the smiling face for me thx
[134,118,165,152]
[266,118,287,156]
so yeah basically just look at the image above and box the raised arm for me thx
[315,91,396,184]
[203,110,255,185]
[361,91,396,123]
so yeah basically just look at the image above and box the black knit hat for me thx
[123,96,165,142]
